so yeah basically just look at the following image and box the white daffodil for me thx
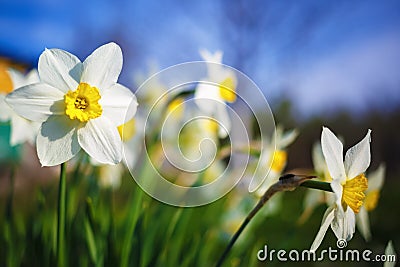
[255,126,298,197]
[356,164,385,241]
[194,49,237,138]
[0,68,40,146]
[310,127,371,252]
[6,42,137,166]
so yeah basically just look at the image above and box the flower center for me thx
[342,174,368,213]
[117,118,136,142]
[364,190,380,212]
[270,150,287,172]
[64,83,102,122]
[219,77,236,103]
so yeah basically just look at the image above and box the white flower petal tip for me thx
[38,48,82,92]
[81,42,123,92]
[321,126,346,182]
[384,241,397,267]
[199,49,223,63]
[310,207,335,252]
[344,129,372,178]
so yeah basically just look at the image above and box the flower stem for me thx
[215,174,314,267]
[57,162,67,267]
[300,180,332,192]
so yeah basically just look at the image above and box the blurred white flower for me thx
[163,103,220,173]
[255,126,298,197]
[356,164,385,241]
[161,97,186,141]
[384,241,397,267]
[134,61,167,110]
[311,127,371,252]
[6,42,137,166]
[194,49,237,138]
[299,142,335,223]
[98,161,125,189]
[0,68,40,146]
[119,116,144,168]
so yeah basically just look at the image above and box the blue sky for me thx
[1,0,400,117]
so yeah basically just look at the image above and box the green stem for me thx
[6,163,15,221]
[300,180,332,192]
[215,174,315,267]
[57,162,67,267]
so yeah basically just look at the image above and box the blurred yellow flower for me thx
[0,68,40,146]
[255,126,298,197]
[194,49,237,138]
[356,164,385,241]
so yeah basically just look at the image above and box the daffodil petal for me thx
[310,207,335,252]
[255,170,280,198]
[331,179,344,213]
[194,83,221,114]
[5,83,65,122]
[199,49,223,64]
[200,49,224,78]
[7,68,26,89]
[0,94,13,121]
[123,137,140,167]
[321,127,346,183]
[37,115,80,166]
[81,42,122,92]
[278,128,298,148]
[344,129,371,179]
[77,117,122,165]
[312,142,325,174]
[38,48,82,93]
[356,207,371,241]
[26,69,40,84]
[10,115,37,146]
[344,207,356,240]
[217,104,230,138]
[368,164,385,190]
[331,207,355,241]
[98,163,124,189]
[384,241,397,267]
[100,83,137,126]
[7,68,39,89]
